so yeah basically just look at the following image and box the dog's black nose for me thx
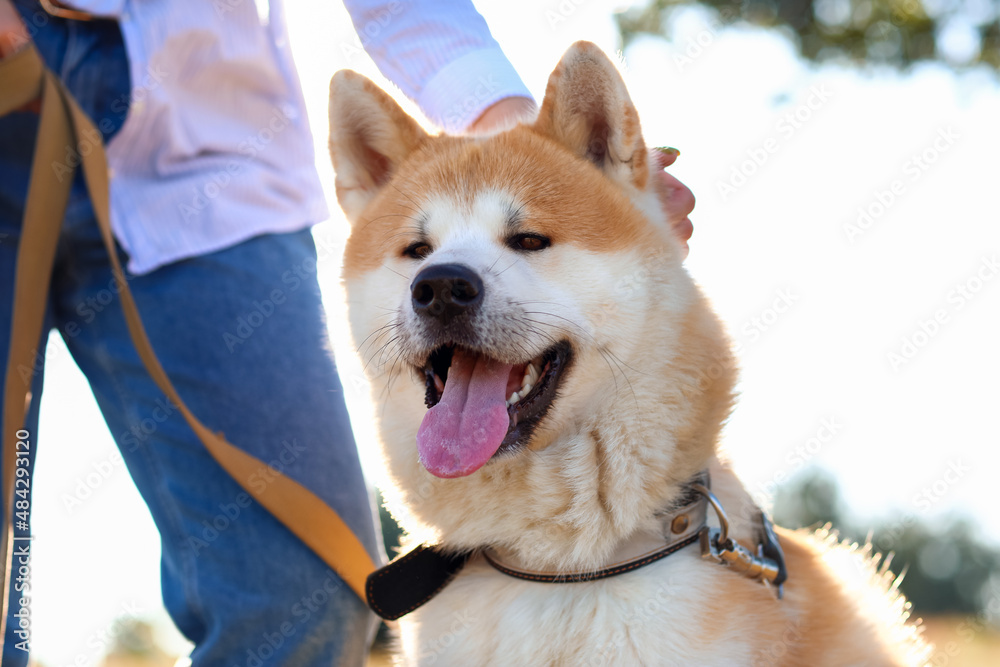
[411,264,484,323]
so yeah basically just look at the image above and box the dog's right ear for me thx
[329,70,429,222]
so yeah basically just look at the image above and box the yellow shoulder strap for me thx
[0,46,377,649]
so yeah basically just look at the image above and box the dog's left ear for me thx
[329,70,430,222]
[534,42,648,190]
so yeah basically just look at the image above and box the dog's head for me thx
[330,42,736,562]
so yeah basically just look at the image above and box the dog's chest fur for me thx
[400,558,776,666]
[396,524,923,667]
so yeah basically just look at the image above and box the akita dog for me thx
[329,42,929,666]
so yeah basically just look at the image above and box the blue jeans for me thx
[1,4,378,664]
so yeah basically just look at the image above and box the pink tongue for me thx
[417,349,513,478]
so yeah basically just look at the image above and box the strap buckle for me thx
[692,483,785,598]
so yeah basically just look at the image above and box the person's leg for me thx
[52,218,380,665]
[4,4,379,662]
[0,4,77,659]
[0,110,54,667]
[0,6,134,662]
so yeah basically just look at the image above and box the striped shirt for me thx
[64,0,530,274]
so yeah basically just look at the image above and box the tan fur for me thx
[330,41,930,666]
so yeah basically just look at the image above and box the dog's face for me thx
[331,43,735,562]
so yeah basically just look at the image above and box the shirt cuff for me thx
[416,47,533,134]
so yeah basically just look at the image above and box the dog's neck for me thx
[482,472,710,580]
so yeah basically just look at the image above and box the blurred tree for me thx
[773,466,847,529]
[377,488,403,558]
[99,619,175,667]
[773,467,1000,616]
[374,490,404,650]
[617,0,1000,70]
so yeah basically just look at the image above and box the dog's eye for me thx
[508,233,550,252]
[403,242,433,259]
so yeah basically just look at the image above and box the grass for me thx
[365,615,1000,666]
[918,615,1000,667]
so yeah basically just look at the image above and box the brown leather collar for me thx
[365,472,788,620]
[482,482,708,583]
[368,473,718,620]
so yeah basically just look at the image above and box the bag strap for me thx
[0,46,377,646]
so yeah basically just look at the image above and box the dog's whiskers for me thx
[356,320,399,357]
[519,311,638,410]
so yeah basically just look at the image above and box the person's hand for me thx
[0,0,30,58]
[0,0,41,112]
[466,96,537,135]
[651,147,694,258]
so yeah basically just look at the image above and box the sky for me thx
[23,0,1000,663]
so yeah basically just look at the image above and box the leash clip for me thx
[692,483,784,598]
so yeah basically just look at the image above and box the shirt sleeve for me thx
[343,0,533,133]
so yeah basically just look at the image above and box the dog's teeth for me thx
[510,359,543,406]
[434,374,444,393]
[529,361,541,383]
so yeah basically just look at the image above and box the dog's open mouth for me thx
[415,342,571,478]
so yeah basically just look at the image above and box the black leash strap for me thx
[366,545,471,621]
